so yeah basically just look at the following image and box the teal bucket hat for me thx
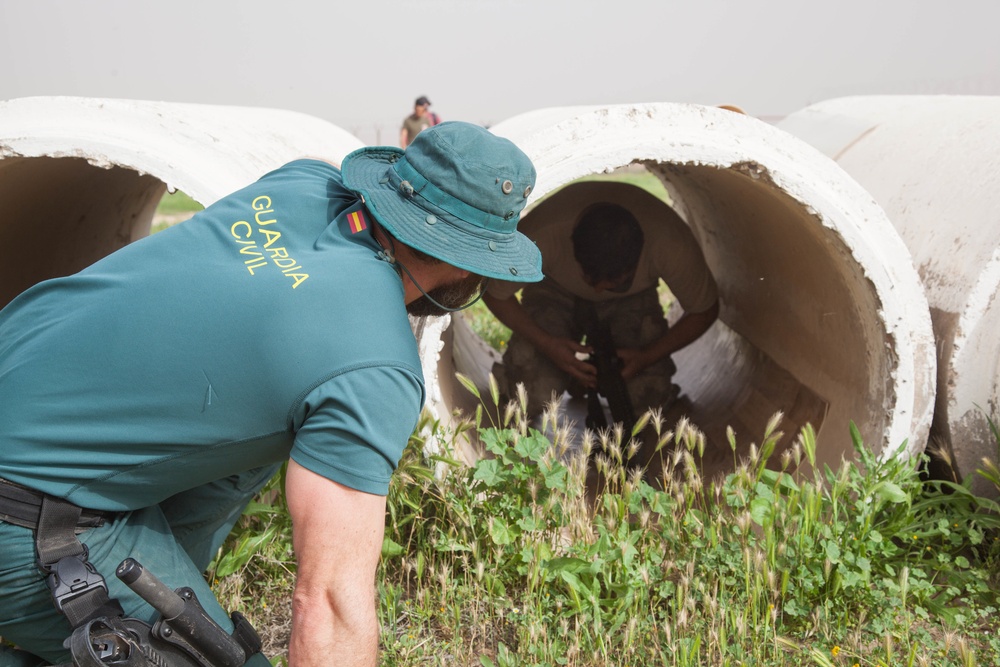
[341,121,542,282]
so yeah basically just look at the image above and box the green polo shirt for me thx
[0,160,424,510]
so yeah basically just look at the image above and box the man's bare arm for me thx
[285,460,386,667]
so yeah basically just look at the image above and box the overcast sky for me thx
[2,0,998,144]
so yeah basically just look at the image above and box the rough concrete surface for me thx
[780,95,1000,493]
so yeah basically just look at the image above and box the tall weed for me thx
[376,388,1000,666]
[213,393,1000,665]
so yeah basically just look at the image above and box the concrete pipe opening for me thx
[428,103,937,477]
[778,95,1000,493]
[0,96,364,307]
[0,156,164,309]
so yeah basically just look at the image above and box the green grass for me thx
[213,393,1000,666]
[568,169,672,204]
[157,190,203,215]
[463,301,514,351]
[151,190,203,234]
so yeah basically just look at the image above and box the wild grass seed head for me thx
[654,430,674,455]
[633,409,652,437]
[792,441,803,467]
[502,400,517,428]
[581,429,595,458]
[672,447,684,469]
[674,416,691,444]
[781,448,793,471]
[737,511,752,535]
[626,438,641,461]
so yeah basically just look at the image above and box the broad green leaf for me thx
[474,459,504,486]
[381,537,405,558]
[750,497,772,525]
[513,430,550,461]
[489,518,515,545]
[874,481,909,504]
[544,556,594,574]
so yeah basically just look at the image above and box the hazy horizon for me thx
[2,0,998,144]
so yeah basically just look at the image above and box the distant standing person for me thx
[400,96,436,148]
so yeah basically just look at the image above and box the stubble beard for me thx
[405,274,486,317]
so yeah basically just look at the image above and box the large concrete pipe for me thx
[0,96,364,308]
[0,97,937,480]
[430,103,937,476]
[778,96,1000,492]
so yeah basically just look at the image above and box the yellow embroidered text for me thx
[228,195,310,288]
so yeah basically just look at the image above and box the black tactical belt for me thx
[0,478,118,532]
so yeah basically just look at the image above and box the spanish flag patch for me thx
[348,209,368,234]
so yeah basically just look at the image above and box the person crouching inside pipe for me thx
[484,181,719,471]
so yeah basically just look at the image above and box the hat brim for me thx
[341,147,542,283]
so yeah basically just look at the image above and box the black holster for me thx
[0,479,262,667]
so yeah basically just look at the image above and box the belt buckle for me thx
[41,547,110,614]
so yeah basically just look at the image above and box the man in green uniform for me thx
[0,121,541,666]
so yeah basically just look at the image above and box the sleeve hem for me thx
[290,451,390,497]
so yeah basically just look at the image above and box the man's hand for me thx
[537,335,598,387]
[615,347,652,381]
[620,301,720,380]
[484,292,599,387]
[285,460,386,667]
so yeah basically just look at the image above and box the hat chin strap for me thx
[375,236,486,313]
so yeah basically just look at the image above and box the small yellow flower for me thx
[831,645,840,657]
